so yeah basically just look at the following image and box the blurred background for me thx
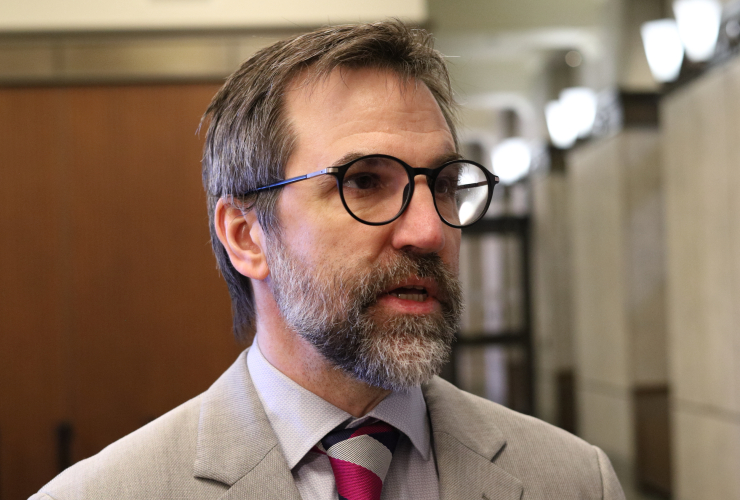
[1,0,739,498]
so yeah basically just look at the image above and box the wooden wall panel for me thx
[0,83,242,498]
[61,84,240,462]
[0,88,68,500]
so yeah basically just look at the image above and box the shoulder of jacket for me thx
[424,376,597,465]
[424,377,619,497]
[33,394,224,500]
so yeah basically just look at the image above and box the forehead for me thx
[283,67,455,170]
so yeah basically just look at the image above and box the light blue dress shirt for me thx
[247,340,441,500]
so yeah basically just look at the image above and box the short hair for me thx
[201,19,458,342]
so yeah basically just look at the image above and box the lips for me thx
[382,276,441,304]
[388,285,428,302]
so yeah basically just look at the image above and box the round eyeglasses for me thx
[239,154,500,228]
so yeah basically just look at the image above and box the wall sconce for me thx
[491,137,531,184]
[641,19,685,82]
[559,87,598,139]
[545,99,578,149]
[545,87,597,149]
[673,0,723,62]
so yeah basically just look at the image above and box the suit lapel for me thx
[423,377,523,500]
[193,349,301,500]
[217,445,301,500]
[192,353,522,500]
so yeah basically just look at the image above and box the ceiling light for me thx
[673,0,723,62]
[565,50,583,68]
[641,19,685,82]
[491,138,531,185]
[545,100,579,149]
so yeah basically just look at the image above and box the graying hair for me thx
[266,236,462,390]
[201,19,458,341]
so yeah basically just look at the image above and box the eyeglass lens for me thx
[341,157,491,226]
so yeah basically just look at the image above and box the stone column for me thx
[661,57,740,500]
[532,172,575,429]
[568,127,668,486]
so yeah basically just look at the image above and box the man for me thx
[32,21,625,500]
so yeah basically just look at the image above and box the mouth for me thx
[387,285,429,302]
[379,276,441,305]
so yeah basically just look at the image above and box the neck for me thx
[254,309,390,418]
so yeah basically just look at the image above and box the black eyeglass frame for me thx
[238,154,500,228]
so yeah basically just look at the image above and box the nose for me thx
[390,175,448,254]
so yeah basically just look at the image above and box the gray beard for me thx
[265,237,463,391]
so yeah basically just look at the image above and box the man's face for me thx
[265,67,463,390]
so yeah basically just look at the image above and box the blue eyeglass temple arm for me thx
[240,167,340,195]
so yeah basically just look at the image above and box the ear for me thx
[214,198,269,281]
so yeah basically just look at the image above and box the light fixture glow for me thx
[565,50,583,68]
[458,201,477,225]
[491,138,531,185]
[673,0,723,62]
[641,19,685,82]
[545,100,579,149]
[560,87,598,138]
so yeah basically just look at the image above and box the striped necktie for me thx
[312,422,400,500]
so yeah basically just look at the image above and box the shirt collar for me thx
[246,340,431,469]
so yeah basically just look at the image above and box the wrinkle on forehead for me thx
[283,66,455,172]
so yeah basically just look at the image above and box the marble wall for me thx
[532,172,574,425]
[567,128,666,472]
[661,57,740,500]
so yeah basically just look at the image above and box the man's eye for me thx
[435,177,457,196]
[344,173,380,190]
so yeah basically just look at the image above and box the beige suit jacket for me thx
[31,350,625,500]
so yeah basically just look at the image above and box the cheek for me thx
[333,225,391,260]
[281,216,388,268]
[318,224,395,274]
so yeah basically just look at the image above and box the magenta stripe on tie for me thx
[349,422,393,438]
[329,457,383,500]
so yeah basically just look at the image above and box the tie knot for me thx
[321,422,400,454]
[318,422,400,500]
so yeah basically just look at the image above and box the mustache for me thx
[341,251,462,313]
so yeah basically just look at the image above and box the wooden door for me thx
[0,83,243,499]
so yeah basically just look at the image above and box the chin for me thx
[340,314,456,391]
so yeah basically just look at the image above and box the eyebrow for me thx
[330,151,369,167]
[433,151,464,165]
[330,150,463,168]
